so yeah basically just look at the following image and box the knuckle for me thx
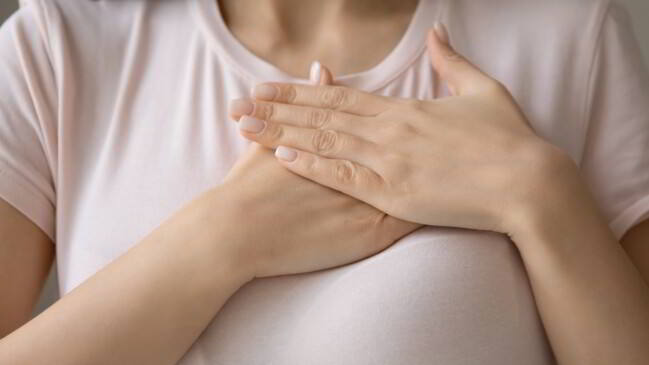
[382,152,410,181]
[320,87,352,110]
[256,103,275,121]
[312,129,338,153]
[334,160,356,185]
[386,121,416,138]
[278,85,297,103]
[263,123,283,142]
[306,109,333,129]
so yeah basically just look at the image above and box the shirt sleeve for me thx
[0,5,58,242]
[579,1,649,242]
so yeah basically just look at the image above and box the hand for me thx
[219,68,420,280]
[231,23,572,234]
[218,144,420,279]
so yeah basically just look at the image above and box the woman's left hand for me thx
[230,24,575,234]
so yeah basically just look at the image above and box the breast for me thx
[179,226,556,365]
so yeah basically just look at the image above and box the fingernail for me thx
[253,84,278,100]
[229,99,254,116]
[275,146,297,162]
[433,21,449,44]
[239,116,266,133]
[309,60,322,84]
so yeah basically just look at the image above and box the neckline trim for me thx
[191,0,444,91]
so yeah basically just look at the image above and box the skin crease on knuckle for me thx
[277,84,297,103]
[320,87,352,110]
[307,109,333,129]
[258,102,275,121]
[263,121,284,143]
[334,159,356,186]
[312,129,339,154]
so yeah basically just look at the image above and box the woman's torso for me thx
[24,0,611,363]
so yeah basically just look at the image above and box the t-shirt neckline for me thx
[191,0,442,91]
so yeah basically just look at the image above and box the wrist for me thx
[179,185,257,287]
[502,143,591,248]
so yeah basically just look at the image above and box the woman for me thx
[0,0,647,363]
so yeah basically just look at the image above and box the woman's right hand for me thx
[217,142,421,280]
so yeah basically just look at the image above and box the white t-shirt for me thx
[1,0,648,363]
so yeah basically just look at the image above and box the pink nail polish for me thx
[309,61,322,84]
[239,116,266,133]
[433,21,449,44]
[229,99,254,116]
[253,84,278,100]
[275,146,297,162]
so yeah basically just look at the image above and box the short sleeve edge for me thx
[610,194,649,242]
[0,164,55,242]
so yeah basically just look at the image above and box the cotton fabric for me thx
[0,0,648,363]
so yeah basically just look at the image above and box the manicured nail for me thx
[433,21,449,44]
[309,60,322,84]
[275,146,297,162]
[239,116,266,133]
[253,84,278,100]
[229,99,254,116]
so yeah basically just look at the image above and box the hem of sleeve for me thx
[0,164,55,242]
[609,194,649,241]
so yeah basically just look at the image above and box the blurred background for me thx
[0,0,647,316]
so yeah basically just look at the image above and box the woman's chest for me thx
[180,227,555,364]
[50,43,567,365]
[54,53,257,289]
[53,52,441,285]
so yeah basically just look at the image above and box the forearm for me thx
[0,187,251,365]
[508,159,649,365]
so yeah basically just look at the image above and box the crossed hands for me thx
[229,23,571,236]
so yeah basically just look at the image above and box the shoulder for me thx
[15,0,190,43]
[10,0,195,78]
[442,0,620,81]
[445,0,611,22]
[445,0,612,42]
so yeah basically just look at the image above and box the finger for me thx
[318,64,334,85]
[309,61,334,86]
[427,22,499,96]
[251,82,391,116]
[230,60,336,120]
[238,116,384,170]
[273,146,385,206]
[230,99,377,140]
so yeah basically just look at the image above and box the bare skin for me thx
[0,1,421,364]
[2,1,648,364]
[233,27,649,364]
[218,0,419,78]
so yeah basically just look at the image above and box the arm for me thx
[0,143,419,365]
[0,199,53,336]
[233,23,649,364]
[0,186,251,365]
[505,154,649,365]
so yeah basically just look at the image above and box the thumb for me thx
[427,22,495,96]
[310,61,335,85]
